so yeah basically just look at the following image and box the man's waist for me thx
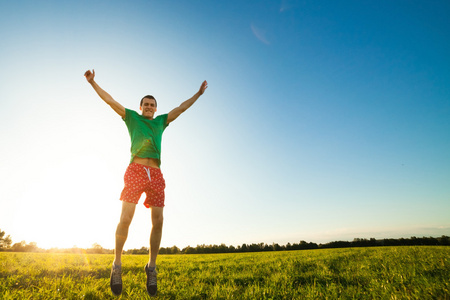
[132,156,160,168]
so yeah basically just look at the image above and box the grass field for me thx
[1,246,449,299]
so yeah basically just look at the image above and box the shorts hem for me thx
[120,198,139,205]
[144,203,165,208]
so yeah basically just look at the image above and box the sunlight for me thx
[12,156,121,249]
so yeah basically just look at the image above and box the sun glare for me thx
[12,157,120,250]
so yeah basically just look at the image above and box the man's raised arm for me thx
[84,69,126,118]
[167,80,208,124]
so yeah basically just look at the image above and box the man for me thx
[84,69,207,296]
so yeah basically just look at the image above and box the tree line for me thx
[155,236,449,255]
[0,230,113,254]
[1,229,448,254]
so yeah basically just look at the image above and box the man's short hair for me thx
[140,95,157,107]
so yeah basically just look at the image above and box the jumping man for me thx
[84,69,208,296]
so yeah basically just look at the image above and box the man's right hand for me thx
[84,69,95,83]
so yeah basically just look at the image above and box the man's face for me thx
[140,98,157,119]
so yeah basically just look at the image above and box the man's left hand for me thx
[198,80,208,95]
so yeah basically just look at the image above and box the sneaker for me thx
[144,264,157,296]
[110,264,122,296]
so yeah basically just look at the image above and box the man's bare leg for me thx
[148,207,164,267]
[110,201,136,295]
[114,201,137,266]
[145,206,163,296]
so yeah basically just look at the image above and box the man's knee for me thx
[151,208,164,230]
[119,202,136,227]
[152,215,163,230]
[119,213,133,227]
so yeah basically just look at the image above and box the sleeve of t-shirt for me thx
[161,114,169,129]
[123,108,136,124]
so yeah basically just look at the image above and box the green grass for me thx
[1,246,449,299]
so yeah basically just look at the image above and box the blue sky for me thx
[0,0,449,250]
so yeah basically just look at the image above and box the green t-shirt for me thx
[123,108,169,166]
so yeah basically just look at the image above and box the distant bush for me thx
[0,229,12,250]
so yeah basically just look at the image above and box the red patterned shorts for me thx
[120,163,166,208]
